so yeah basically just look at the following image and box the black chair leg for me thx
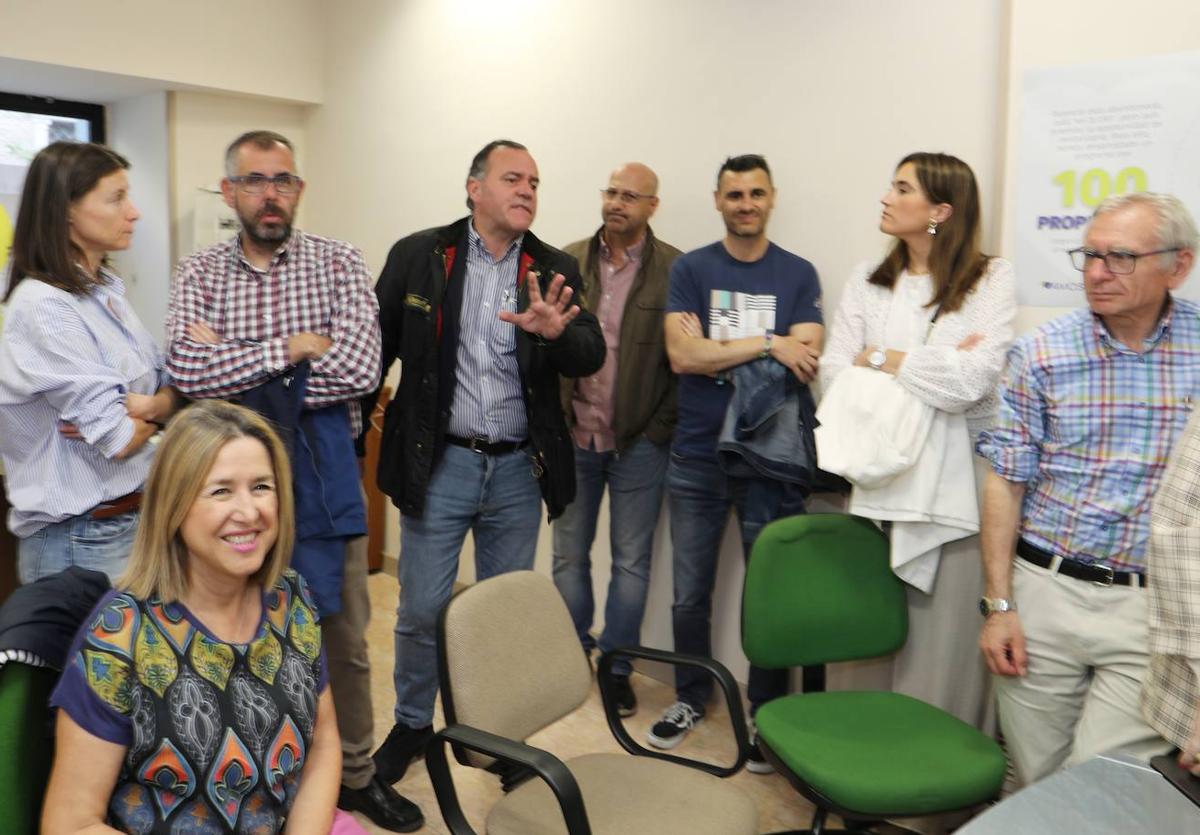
[810,807,828,835]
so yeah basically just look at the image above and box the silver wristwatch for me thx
[979,597,1017,617]
[867,348,887,371]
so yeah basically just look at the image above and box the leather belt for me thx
[89,491,143,520]
[444,435,529,456]
[1016,539,1146,588]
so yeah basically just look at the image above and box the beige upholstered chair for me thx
[426,570,758,835]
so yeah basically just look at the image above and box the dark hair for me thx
[466,139,528,210]
[224,130,295,178]
[5,141,130,302]
[716,154,772,189]
[868,152,989,314]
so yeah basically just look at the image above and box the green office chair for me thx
[743,514,1006,834]
[0,660,58,831]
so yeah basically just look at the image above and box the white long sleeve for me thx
[820,258,1018,436]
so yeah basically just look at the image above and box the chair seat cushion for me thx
[755,691,1006,816]
[486,752,758,835]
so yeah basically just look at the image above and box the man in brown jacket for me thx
[553,162,681,716]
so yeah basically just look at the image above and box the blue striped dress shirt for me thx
[446,223,528,442]
[0,270,164,537]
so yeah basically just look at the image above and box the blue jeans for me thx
[668,452,806,713]
[393,444,542,727]
[551,437,668,676]
[17,510,137,585]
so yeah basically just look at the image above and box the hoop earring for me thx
[927,218,939,236]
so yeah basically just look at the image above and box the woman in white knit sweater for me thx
[821,152,1017,740]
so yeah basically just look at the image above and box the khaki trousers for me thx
[995,558,1170,786]
[322,533,376,789]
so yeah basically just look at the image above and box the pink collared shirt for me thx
[571,233,645,451]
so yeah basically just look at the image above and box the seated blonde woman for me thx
[42,401,343,834]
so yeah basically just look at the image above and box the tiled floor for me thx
[349,570,824,834]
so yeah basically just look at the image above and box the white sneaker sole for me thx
[645,716,703,750]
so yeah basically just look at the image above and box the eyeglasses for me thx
[600,188,654,205]
[1068,247,1179,275]
[229,174,304,195]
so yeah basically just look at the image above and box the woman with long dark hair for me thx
[0,142,177,583]
[820,152,1017,735]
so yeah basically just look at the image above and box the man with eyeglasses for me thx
[976,192,1199,786]
[165,131,420,831]
[551,163,682,718]
[368,139,604,795]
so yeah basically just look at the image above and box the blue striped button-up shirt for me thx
[446,223,528,442]
[976,298,1200,572]
[0,270,165,537]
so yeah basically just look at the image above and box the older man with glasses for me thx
[551,163,682,717]
[165,131,420,831]
[976,192,1199,787]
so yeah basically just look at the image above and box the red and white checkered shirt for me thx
[165,230,381,435]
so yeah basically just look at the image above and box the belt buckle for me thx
[468,436,487,453]
[1092,565,1115,587]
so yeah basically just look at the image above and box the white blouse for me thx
[820,258,1018,441]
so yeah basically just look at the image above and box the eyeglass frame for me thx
[1067,246,1180,275]
[228,173,305,195]
[600,187,656,205]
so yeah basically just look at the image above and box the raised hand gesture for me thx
[498,271,580,342]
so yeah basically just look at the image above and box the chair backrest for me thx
[438,571,592,749]
[743,514,907,669]
[0,661,59,831]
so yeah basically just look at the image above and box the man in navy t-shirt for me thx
[647,154,823,769]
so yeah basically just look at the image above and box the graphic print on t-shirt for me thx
[709,289,777,340]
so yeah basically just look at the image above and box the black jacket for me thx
[0,566,111,670]
[372,217,605,520]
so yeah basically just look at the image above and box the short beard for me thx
[243,219,292,247]
[238,203,292,248]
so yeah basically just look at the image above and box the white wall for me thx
[303,0,1007,683]
[107,92,172,345]
[0,0,325,104]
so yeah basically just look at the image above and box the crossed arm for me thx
[664,311,824,382]
[166,251,381,401]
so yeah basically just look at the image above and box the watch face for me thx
[979,597,990,616]
[869,349,887,369]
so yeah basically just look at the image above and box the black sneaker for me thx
[746,721,774,774]
[646,701,703,749]
[337,774,424,832]
[610,674,638,718]
[372,722,434,786]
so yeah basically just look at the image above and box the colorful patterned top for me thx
[51,569,328,834]
[976,298,1200,573]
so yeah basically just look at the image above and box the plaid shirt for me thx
[165,231,381,435]
[1143,406,1200,749]
[976,298,1200,572]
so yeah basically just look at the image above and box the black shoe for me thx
[338,775,424,832]
[372,722,434,785]
[610,674,638,718]
[746,720,774,774]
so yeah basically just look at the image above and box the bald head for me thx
[613,162,658,196]
[601,162,660,244]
